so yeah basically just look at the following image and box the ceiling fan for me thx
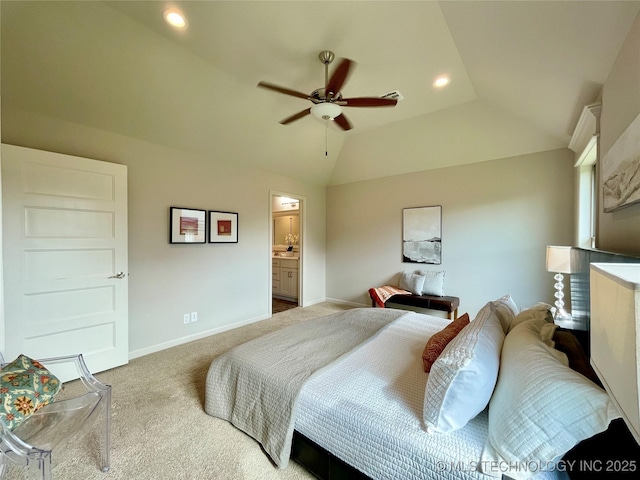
[258,50,398,131]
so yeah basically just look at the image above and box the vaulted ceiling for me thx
[2,1,639,185]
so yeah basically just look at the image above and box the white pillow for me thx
[480,319,620,480]
[423,302,505,433]
[489,294,519,333]
[418,270,445,296]
[398,271,425,295]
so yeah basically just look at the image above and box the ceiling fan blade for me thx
[280,108,311,125]
[325,58,353,99]
[258,81,310,100]
[333,113,352,131]
[339,97,398,107]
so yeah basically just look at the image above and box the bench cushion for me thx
[387,293,460,313]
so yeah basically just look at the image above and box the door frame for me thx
[269,190,305,314]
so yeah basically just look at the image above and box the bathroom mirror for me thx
[273,214,299,246]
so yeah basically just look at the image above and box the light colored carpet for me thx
[4,302,352,480]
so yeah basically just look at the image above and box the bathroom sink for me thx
[279,252,295,257]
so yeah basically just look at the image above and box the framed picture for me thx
[209,211,238,243]
[602,111,640,212]
[402,206,442,264]
[170,207,207,244]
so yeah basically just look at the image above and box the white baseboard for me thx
[301,296,330,307]
[324,297,369,308]
[128,313,270,360]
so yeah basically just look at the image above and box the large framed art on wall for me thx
[602,111,640,212]
[402,205,442,264]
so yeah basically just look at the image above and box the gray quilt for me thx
[204,307,407,467]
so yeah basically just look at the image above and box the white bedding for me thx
[295,311,564,480]
[204,307,406,468]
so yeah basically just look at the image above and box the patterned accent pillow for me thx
[422,313,469,372]
[0,354,62,431]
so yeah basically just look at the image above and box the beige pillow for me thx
[480,318,620,479]
[507,302,553,333]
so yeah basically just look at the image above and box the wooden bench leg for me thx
[448,308,458,320]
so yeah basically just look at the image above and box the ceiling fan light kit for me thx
[311,102,342,120]
[258,50,398,131]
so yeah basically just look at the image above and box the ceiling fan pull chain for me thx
[325,120,329,156]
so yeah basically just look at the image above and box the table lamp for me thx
[546,245,573,322]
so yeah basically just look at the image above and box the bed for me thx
[204,297,624,480]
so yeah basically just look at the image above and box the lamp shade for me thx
[546,245,572,273]
[590,263,640,445]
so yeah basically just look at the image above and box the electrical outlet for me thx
[183,313,190,324]
[191,311,198,322]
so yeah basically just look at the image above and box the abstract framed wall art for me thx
[209,211,238,243]
[402,205,442,264]
[602,111,640,212]
[170,207,206,244]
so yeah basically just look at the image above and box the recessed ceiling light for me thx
[163,9,187,29]
[433,76,450,88]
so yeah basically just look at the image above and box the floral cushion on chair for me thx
[0,354,62,431]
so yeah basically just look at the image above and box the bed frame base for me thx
[293,423,640,480]
[291,431,371,480]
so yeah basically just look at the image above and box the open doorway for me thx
[270,192,304,314]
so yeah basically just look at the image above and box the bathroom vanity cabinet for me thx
[272,257,298,300]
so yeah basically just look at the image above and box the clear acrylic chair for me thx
[0,354,111,480]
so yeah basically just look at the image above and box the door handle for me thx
[109,272,126,279]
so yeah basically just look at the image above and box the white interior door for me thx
[2,144,128,378]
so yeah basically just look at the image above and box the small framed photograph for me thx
[170,207,206,244]
[209,211,238,243]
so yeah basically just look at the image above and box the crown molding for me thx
[569,103,601,153]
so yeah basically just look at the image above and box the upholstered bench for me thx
[370,292,460,320]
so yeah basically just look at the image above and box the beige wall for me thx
[1,109,327,357]
[598,13,640,255]
[326,148,574,317]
